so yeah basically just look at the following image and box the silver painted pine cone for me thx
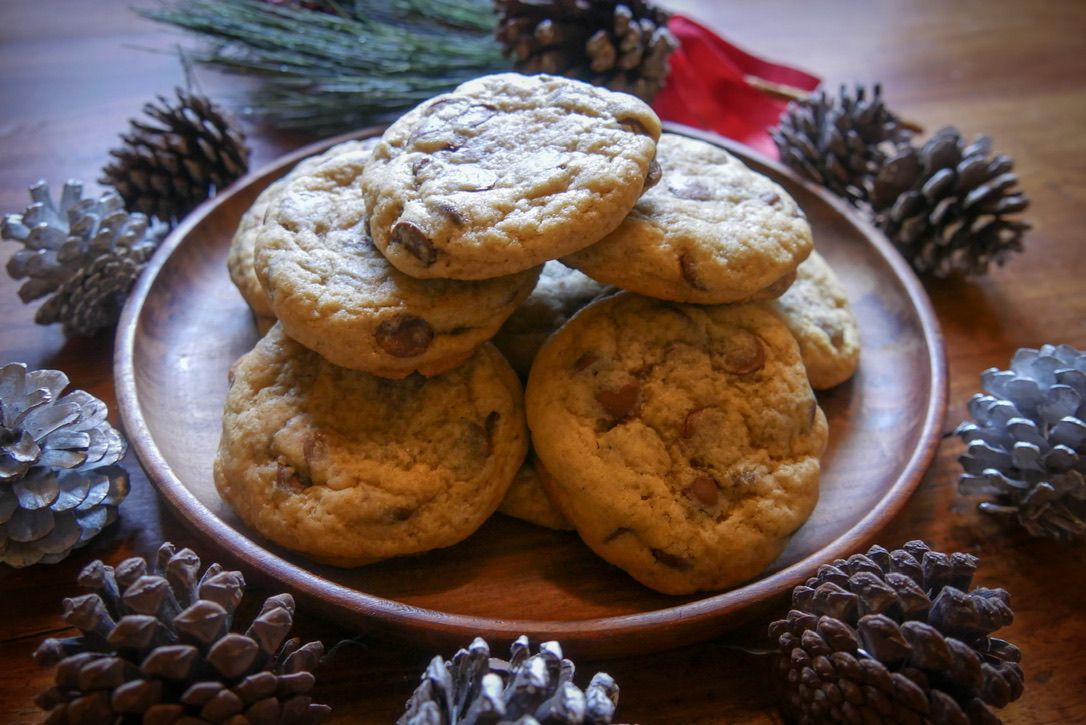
[0,363,128,567]
[34,542,331,724]
[957,344,1086,540]
[3,180,159,336]
[399,635,619,724]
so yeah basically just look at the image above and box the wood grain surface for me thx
[1,1,1084,723]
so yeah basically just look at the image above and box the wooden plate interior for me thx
[116,126,946,657]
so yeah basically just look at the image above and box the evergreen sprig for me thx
[142,0,508,132]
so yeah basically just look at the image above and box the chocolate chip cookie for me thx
[498,454,574,531]
[361,73,662,280]
[525,293,827,594]
[492,261,615,381]
[254,140,541,378]
[563,133,812,303]
[214,326,528,567]
[769,251,861,390]
[227,139,375,334]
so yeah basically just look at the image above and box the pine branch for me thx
[141,0,508,132]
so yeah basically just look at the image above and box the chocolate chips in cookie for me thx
[526,292,827,595]
[361,73,662,280]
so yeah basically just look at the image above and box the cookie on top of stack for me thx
[217,72,861,595]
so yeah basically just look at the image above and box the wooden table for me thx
[1,1,1084,722]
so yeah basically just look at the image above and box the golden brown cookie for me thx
[492,261,615,381]
[498,454,574,531]
[361,73,662,280]
[214,326,528,567]
[769,251,861,389]
[563,133,812,303]
[227,139,375,331]
[254,141,540,378]
[526,293,827,594]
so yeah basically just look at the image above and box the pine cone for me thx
[869,126,1029,277]
[399,635,619,724]
[495,0,678,103]
[772,84,913,205]
[101,88,250,225]
[769,540,1023,724]
[34,542,331,724]
[0,363,128,567]
[3,180,159,336]
[956,344,1086,541]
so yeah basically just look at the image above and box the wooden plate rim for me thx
[115,123,948,649]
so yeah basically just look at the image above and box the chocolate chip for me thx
[759,190,781,205]
[390,220,437,266]
[618,116,651,136]
[680,407,710,438]
[484,411,500,445]
[685,476,719,508]
[668,178,715,201]
[604,527,633,543]
[651,548,691,570]
[459,103,497,128]
[760,272,795,299]
[679,251,707,290]
[274,464,308,493]
[432,200,465,226]
[375,315,434,358]
[719,329,765,375]
[596,381,640,419]
[643,159,662,193]
[411,157,431,179]
[572,352,598,372]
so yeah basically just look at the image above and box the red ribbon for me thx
[652,15,821,159]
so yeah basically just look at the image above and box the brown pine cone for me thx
[770,540,1023,724]
[772,84,913,206]
[101,89,250,225]
[34,542,330,724]
[494,0,678,102]
[869,126,1029,277]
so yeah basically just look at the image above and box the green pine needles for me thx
[142,0,508,132]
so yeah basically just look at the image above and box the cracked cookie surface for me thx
[769,251,860,390]
[254,140,540,378]
[525,292,827,594]
[563,133,813,303]
[214,326,528,567]
[361,73,662,280]
[227,140,374,331]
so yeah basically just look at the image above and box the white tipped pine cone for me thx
[957,344,1086,540]
[399,635,619,724]
[0,363,128,567]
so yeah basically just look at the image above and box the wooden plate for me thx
[115,125,946,658]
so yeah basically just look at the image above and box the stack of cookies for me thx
[216,73,860,595]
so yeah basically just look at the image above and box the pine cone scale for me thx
[495,0,677,103]
[100,89,249,226]
[772,541,1023,723]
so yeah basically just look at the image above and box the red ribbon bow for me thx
[652,15,821,159]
